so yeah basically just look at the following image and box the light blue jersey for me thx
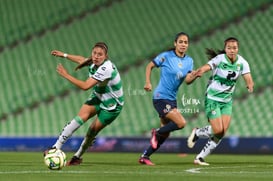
[153,50,193,100]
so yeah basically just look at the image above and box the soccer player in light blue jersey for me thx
[44,42,124,166]
[139,32,200,165]
[187,37,254,165]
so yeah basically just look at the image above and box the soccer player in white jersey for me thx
[139,32,200,165]
[44,42,124,165]
[187,37,254,165]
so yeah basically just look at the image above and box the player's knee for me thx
[174,116,186,128]
[177,120,186,128]
[213,126,225,135]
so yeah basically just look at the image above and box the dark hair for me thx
[94,42,108,54]
[174,32,189,42]
[205,48,225,60]
[224,37,239,47]
[75,42,108,71]
[206,37,239,59]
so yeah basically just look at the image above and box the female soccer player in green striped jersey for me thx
[187,37,254,165]
[45,42,124,165]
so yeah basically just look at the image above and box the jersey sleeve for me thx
[153,52,166,67]
[92,62,112,81]
[241,59,250,75]
[207,55,222,70]
[188,58,194,73]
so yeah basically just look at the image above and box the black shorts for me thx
[153,99,177,118]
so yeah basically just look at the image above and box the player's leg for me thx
[196,125,213,138]
[194,117,221,165]
[192,99,233,165]
[151,108,186,149]
[139,116,173,166]
[68,105,122,165]
[139,99,186,165]
[187,125,212,148]
[139,132,169,166]
[153,99,185,131]
[51,104,96,150]
[195,115,231,165]
[140,109,186,165]
[196,103,233,160]
[193,98,221,165]
[68,118,105,165]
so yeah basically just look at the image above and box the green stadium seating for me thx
[0,0,113,47]
[0,0,272,137]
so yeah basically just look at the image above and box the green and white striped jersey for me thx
[206,54,250,103]
[89,60,124,110]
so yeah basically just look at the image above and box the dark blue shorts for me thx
[153,99,177,118]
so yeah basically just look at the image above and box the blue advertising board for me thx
[1,137,273,154]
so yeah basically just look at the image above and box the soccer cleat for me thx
[66,156,83,166]
[194,157,209,166]
[150,128,159,149]
[187,128,199,148]
[138,156,155,166]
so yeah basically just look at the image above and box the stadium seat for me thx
[1,0,272,137]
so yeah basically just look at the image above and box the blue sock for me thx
[142,135,169,157]
[157,122,180,135]
[142,147,154,157]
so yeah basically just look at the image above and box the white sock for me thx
[53,118,84,149]
[74,136,96,158]
[196,125,212,138]
[196,139,218,159]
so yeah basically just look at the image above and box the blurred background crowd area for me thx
[0,0,272,138]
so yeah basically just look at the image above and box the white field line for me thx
[185,165,273,174]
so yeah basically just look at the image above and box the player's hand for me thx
[56,64,69,77]
[247,86,253,93]
[194,68,204,77]
[144,82,152,91]
[51,50,65,58]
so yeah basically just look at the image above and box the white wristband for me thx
[63,53,68,58]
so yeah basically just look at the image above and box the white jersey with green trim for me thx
[206,54,250,103]
[89,60,124,110]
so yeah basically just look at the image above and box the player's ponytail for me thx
[75,57,92,71]
[205,48,225,60]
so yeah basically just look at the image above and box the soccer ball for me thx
[44,148,67,170]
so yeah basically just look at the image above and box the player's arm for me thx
[242,73,254,93]
[144,61,156,91]
[51,50,86,64]
[185,70,200,84]
[185,64,211,84]
[197,64,212,75]
[57,64,98,90]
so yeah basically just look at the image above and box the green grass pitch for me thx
[0,152,272,181]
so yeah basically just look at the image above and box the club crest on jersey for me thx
[163,104,171,113]
[212,63,217,69]
[236,64,241,71]
[160,57,165,63]
[211,110,216,115]
[178,62,183,68]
